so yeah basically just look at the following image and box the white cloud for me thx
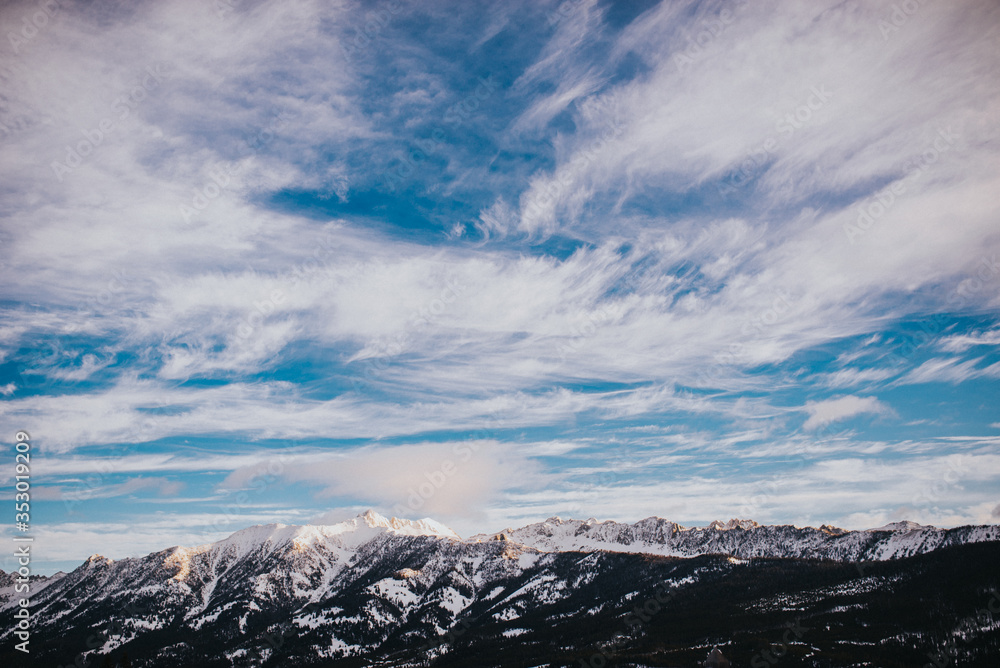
[0,0,368,316]
[223,440,542,521]
[898,357,1000,386]
[32,476,184,502]
[938,328,1000,352]
[2,0,999,569]
[817,366,897,389]
[802,395,889,430]
[510,0,1000,316]
[482,451,1000,534]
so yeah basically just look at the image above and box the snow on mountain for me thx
[354,508,461,539]
[178,509,459,559]
[468,516,1000,562]
[0,511,555,664]
[0,511,996,666]
[872,520,927,532]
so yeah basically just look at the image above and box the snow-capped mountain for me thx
[2,512,998,667]
[469,515,1000,561]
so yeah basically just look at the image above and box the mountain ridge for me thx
[1,510,998,667]
[62,509,1000,572]
[470,513,1000,562]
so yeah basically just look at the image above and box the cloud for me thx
[938,328,1000,352]
[221,441,542,521]
[482,450,1000,533]
[897,357,1000,386]
[816,367,897,389]
[2,0,999,571]
[33,476,184,502]
[511,0,1000,314]
[802,395,890,430]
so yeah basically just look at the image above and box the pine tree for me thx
[119,652,132,668]
[100,656,113,668]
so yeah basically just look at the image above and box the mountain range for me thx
[2,510,998,667]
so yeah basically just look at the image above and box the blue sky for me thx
[1,0,999,574]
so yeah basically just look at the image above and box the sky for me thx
[0,0,998,574]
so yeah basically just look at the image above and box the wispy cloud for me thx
[1,0,998,572]
[34,476,184,502]
[898,357,1000,386]
[938,327,1000,352]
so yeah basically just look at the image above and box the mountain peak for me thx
[708,518,760,531]
[359,509,392,527]
[353,509,460,539]
[873,520,926,532]
[201,513,459,557]
[14,514,999,667]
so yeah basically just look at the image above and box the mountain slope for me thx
[1,512,998,667]
[471,515,1000,561]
